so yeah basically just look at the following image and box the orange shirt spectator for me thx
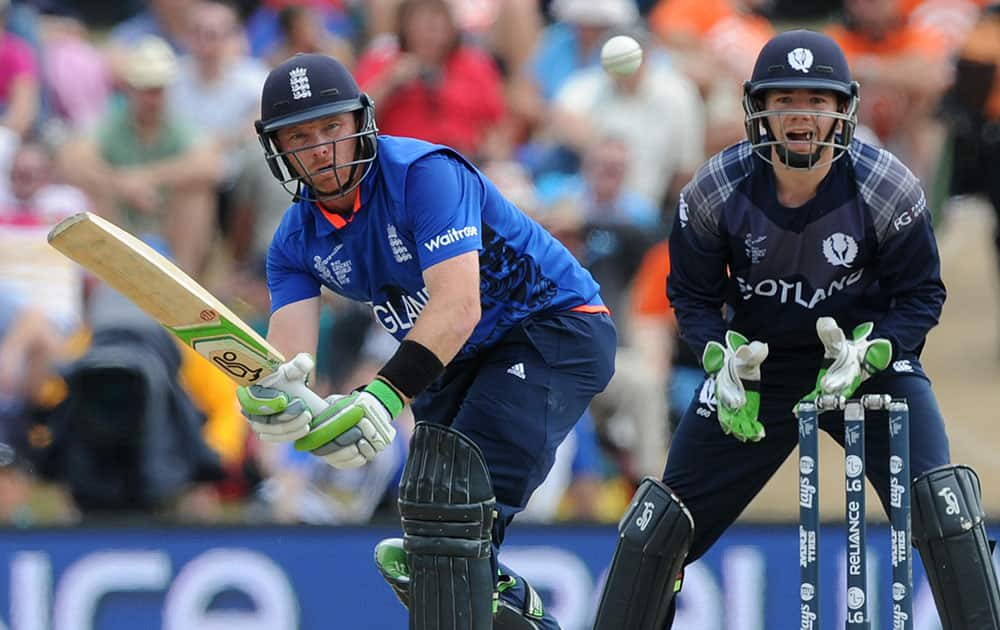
[900,0,993,52]
[826,20,948,142]
[648,0,773,151]
[649,0,773,79]
[631,240,672,321]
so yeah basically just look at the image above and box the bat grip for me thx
[257,358,329,415]
[275,380,329,416]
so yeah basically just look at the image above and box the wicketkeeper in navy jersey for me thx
[234,53,616,630]
[592,29,1000,630]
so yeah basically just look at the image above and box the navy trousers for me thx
[410,310,617,629]
[660,363,951,627]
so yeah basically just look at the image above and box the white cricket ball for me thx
[601,35,643,77]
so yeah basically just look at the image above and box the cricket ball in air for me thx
[601,35,643,77]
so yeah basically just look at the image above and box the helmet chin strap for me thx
[774,125,838,169]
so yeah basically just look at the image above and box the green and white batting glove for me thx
[293,378,403,469]
[702,330,769,442]
[810,317,892,401]
[237,352,319,443]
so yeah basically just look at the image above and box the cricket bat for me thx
[47,211,328,413]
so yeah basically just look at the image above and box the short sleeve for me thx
[266,222,321,313]
[404,153,484,269]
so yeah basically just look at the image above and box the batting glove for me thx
[703,330,769,442]
[237,353,319,442]
[293,378,403,469]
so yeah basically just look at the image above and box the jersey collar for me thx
[314,189,362,233]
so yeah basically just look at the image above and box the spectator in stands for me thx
[900,0,987,53]
[548,29,705,212]
[648,0,773,153]
[826,0,953,184]
[629,239,705,433]
[354,0,507,162]
[58,36,222,277]
[0,140,87,413]
[944,2,1000,349]
[0,0,40,139]
[368,0,543,79]
[168,0,268,240]
[539,133,661,230]
[36,9,112,133]
[538,137,665,487]
[263,4,355,69]
[108,0,197,53]
[245,0,354,62]
[512,0,640,175]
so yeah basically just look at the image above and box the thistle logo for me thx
[678,193,689,229]
[289,67,311,100]
[788,47,814,73]
[823,232,858,268]
[423,226,478,252]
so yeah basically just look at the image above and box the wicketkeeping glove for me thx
[804,317,892,402]
[702,330,769,442]
[292,378,404,469]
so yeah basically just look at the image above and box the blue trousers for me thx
[410,310,617,629]
[660,366,951,627]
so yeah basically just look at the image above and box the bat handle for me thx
[275,380,330,416]
[257,355,330,415]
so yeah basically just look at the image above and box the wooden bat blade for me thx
[48,212,285,386]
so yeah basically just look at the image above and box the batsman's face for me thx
[276,112,360,194]
[764,89,840,155]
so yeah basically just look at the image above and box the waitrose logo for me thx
[423,226,479,252]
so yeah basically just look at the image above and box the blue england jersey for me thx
[667,139,945,378]
[267,135,604,359]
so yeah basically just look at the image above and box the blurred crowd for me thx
[1,0,999,527]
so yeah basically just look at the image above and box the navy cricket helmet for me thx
[255,53,378,201]
[742,29,860,169]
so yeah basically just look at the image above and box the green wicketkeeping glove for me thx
[702,330,769,442]
[800,317,893,405]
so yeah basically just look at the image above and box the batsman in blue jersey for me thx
[593,30,1000,630]
[234,53,615,630]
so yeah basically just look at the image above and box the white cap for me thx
[551,0,639,27]
[120,36,178,89]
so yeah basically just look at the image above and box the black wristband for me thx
[378,339,445,399]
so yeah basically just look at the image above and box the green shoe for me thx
[374,538,410,607]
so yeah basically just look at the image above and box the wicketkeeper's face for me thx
[763,88,842,156]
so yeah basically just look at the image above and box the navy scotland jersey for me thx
[667,139,945,380]
[267,135,604,360]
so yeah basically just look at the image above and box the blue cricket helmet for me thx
[255,53,378,201]
[742,29,861,169]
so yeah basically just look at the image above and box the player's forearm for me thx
[404,293,480,369]
[267,298,321,375]
[667,232,729,362]
[873,220,946,355]
[873,278,946,356]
